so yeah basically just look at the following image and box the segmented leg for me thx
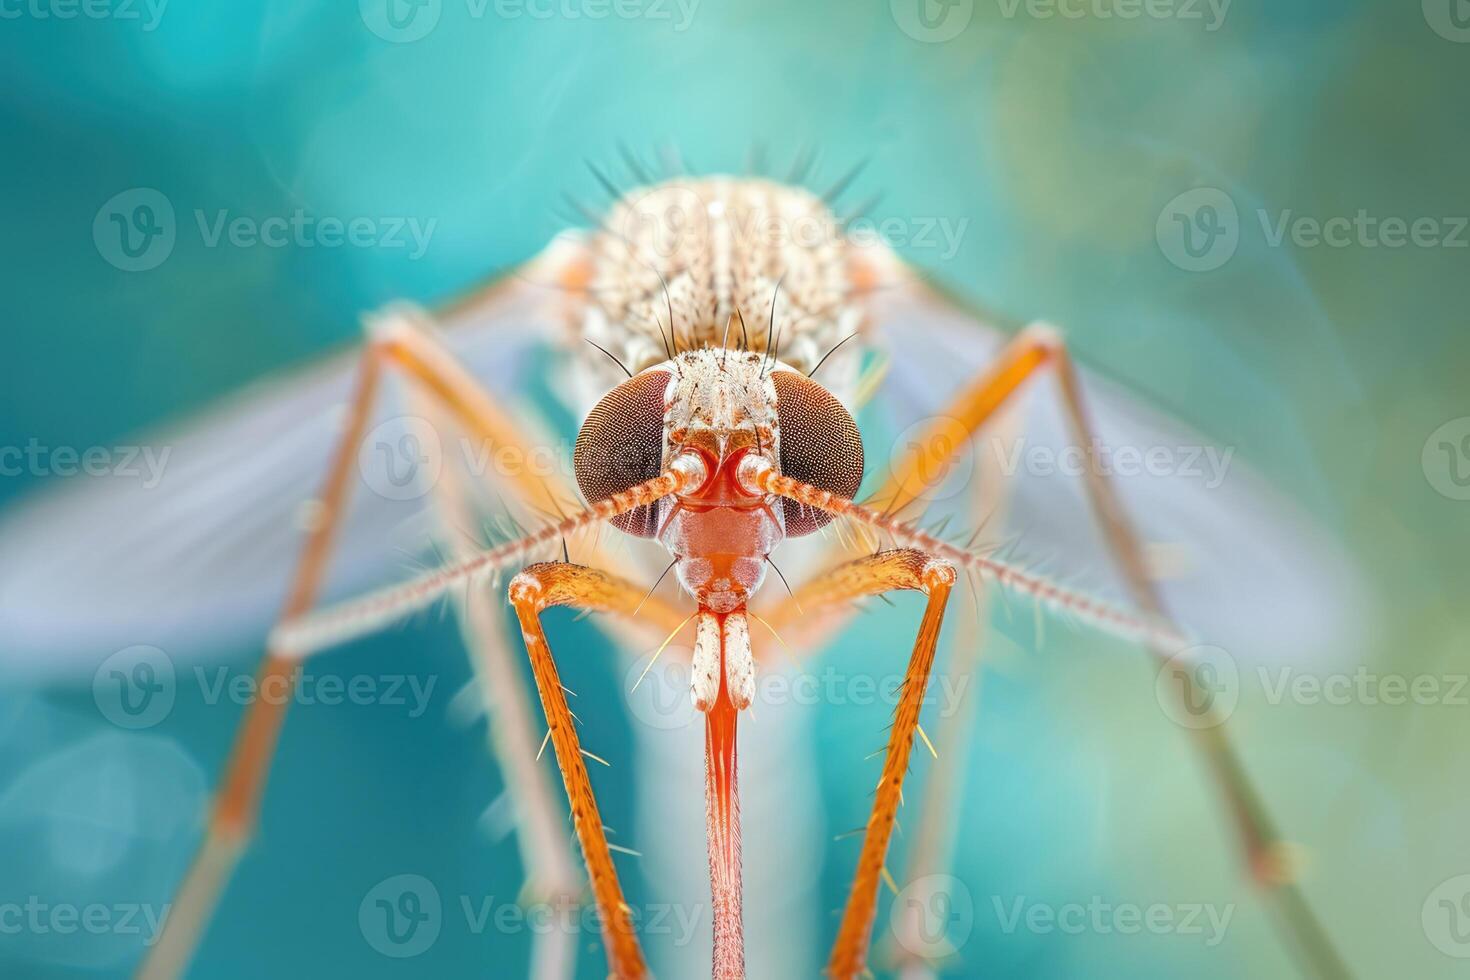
[136,341,385,980]
[137,295,663,980]
[753,324,1352,979]
[508,561,676,980]
[770,550,957,979]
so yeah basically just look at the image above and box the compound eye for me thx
[574,371,670,537]
[773,371,864,536]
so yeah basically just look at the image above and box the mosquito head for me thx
[573,346,862,613]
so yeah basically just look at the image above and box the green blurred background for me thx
[1,0,1467,977]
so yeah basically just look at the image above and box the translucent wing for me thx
[865,276,1370,667]
[0,240,584,678]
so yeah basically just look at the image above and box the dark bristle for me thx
[821,157,871,205]
[656,268,680,355]
[763,275,785,376]
[808,332,859,380]
[618,143,652,185]
[586,338,633,379]
[586,160,623,202]
[787,145,818,184]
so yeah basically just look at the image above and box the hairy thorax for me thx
[581,177,864,377]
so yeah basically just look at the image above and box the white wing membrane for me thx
[0,253,575,678]
[867,280,1369,666]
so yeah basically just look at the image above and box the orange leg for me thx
[507,561,680,980]
[748,323,1352,980]
[770,549,957,979]
[137,305,688,980]
[137,341,384,980]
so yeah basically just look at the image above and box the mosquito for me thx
[0,159,1360,979]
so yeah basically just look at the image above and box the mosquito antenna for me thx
[586,339,633,379]
[808,332,859,379]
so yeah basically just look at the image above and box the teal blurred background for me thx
[1,1,1468,977]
